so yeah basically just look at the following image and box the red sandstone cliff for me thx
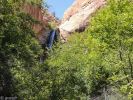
[22,3,59,43]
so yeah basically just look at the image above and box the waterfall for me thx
[47,30,56,49]
[40,29,59,63]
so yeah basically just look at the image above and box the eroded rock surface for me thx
[23,3,59,44]
[59,0,106,42]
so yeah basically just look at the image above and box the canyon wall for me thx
[59,0,106,42]
[22,3,59,44]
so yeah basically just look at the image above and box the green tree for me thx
[45,0,133,99]
[45,33,109,99]
[0,0,44,98]
[88,0,133,98]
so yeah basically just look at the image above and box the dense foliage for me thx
[45,0,133,99]
[0,0,44,99]
[0,0,132,99]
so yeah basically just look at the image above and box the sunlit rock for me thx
[59,0,106,42]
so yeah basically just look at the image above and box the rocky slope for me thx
[23,3,59,44]
[59,0,106,42]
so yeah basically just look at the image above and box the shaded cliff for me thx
[59,0,106,42]
[22,3,59,44]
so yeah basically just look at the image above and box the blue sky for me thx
[45,0,74,19]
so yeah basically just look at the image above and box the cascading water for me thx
[47,30,56,49]
[40,29,59,63]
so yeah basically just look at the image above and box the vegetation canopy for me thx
[0,0,132,99]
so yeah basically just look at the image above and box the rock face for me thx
[23,3,59,44]
[59,0,106,42]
